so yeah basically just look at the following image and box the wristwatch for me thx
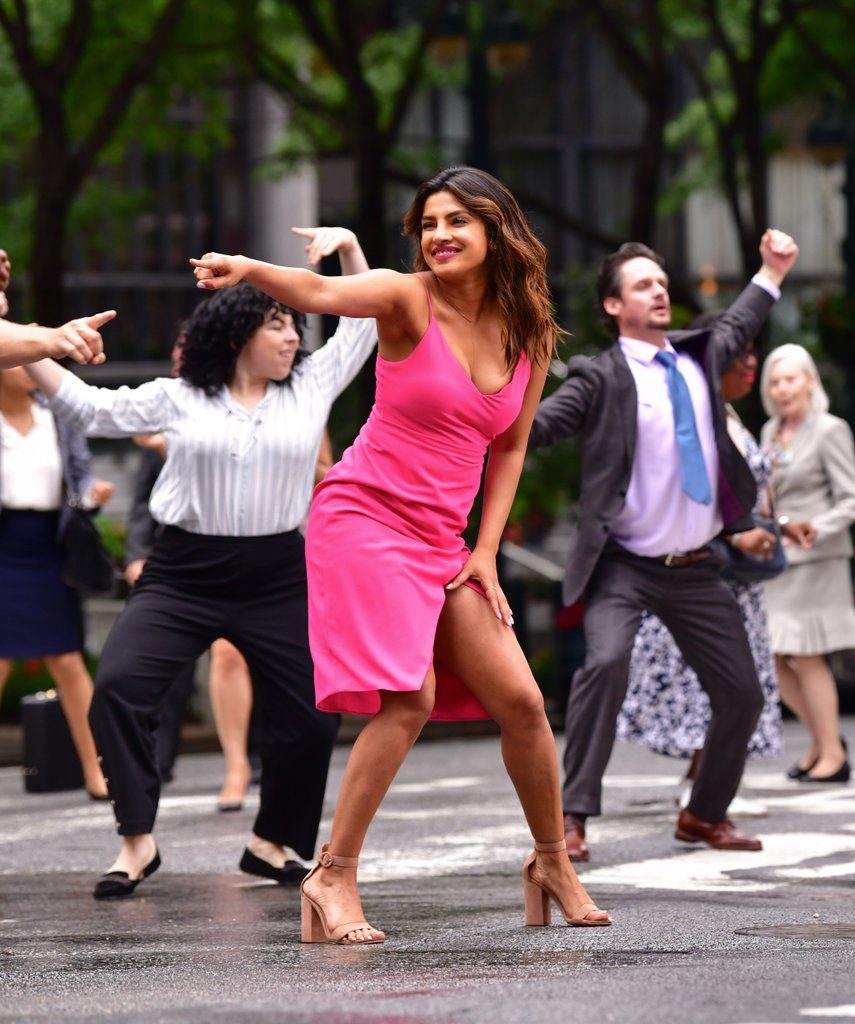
[777,515,790,527]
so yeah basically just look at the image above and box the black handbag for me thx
[710,511,787,584]
[61,502,117,597]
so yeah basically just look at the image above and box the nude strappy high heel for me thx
[523,840,611,927]
[300,844,385,945]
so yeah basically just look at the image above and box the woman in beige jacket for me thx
[761,344,855,783]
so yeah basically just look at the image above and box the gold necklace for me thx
[435,281,476,324]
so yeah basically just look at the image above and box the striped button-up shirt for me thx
[50,317,377,536]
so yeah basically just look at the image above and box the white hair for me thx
[759,343,830,418]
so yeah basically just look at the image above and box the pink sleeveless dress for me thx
[305,292,532,720]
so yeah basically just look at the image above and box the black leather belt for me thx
[649,547,712,568]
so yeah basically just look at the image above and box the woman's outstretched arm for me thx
[190,253,412,321]
[0,311,114,370]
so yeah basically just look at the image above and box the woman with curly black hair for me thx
[24,226,377,899]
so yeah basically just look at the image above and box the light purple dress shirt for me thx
[610,338,721,557]
[611,273,780,557]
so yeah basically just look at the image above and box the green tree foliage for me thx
[660,0,855,278]
[0,0,236,321]
[245,0,454,269]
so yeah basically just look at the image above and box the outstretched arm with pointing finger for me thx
[1,310,115,371]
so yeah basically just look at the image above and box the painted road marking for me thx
[578,833,855,893]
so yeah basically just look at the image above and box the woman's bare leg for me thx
[44,651,107,797]
[209,639,253,806]
[435,586,609,923]
[303,672,436,943]
[791,655,846,776]
[775,655,818,770]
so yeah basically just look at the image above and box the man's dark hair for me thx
[596,242,667,338]
[180,282,306,396]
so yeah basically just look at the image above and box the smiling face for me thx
[419,190,489,280]
[235,310,301,383]
[766,357,815,421]
[603,256,671,338]
[721,342,758,403]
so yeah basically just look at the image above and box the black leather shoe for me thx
[93,849,161,900]
[239,847,308,885]
[799,760,851,784]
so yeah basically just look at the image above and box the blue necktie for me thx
[654,349,712,506]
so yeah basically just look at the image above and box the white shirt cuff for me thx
[751,273,781,301]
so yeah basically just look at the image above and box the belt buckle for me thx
[664,552,678,567]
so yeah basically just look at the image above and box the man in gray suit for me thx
[530,229,798,859]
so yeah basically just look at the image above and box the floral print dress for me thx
[616,423,782,760]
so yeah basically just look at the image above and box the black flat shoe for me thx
[799,760,851,784]
[786,760,816,780]
[93,850,161,900]
[239,847,308,885]
[218,800,243,813]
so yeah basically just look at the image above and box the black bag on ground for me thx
[61,506,116,597]
[20,690,84,793]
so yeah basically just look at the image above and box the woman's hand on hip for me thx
[445,548,514,627]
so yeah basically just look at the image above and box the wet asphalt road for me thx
[1,720,855,1024]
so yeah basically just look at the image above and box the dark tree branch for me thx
[71,0,188,188]
[585,1,658,100]
[289,0,347,70]
[52,0,92,89]
[0,0,34,79]
[252,41,346,128]
[785,4,855,101]
[383,0,450,145]
[703,0,737,67]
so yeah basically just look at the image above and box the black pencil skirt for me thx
[89,527,339,859]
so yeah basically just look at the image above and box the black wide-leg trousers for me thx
[562,545,764,823]
[89,527,339,860]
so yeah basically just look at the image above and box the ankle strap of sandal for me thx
[534,840,567,853]
[317,843,358,868]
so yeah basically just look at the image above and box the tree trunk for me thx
[353,141,389,271]
[629,91,668,243]
[741,114,769,281]
[31,123,73,325]
[351,137,389,416]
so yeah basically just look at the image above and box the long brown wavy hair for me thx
[402,166,561,368]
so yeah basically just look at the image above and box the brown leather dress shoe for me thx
[563,815,590,862]
[675,808,762,851]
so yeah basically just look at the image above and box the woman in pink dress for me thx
[192,166,610,944]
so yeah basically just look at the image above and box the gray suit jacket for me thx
[760,412,855,565]
[530,281,776,605]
